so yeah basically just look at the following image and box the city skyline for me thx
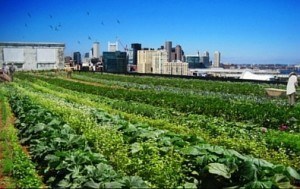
[0,0,299,64]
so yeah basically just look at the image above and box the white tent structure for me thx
[240,70,275,81]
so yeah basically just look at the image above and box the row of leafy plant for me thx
[71,72,272,96]
[0,90,43,188]
[4,86,148,188]
[70,73,286,104]
[20,73,299,131]
[19,78,300,169]
[8,78,300,188]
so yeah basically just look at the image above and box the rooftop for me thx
[0,42,65,47]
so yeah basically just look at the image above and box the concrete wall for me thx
[0,42,65,70]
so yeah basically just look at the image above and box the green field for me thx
[0,71,299,188]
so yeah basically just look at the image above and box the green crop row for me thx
[71,72,271,96]
[0,91,43,188]
[71,73,286,104]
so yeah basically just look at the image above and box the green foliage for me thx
[6,89,147,188]
[6,71,300,188]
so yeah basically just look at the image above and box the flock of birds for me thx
[24,11,122,44]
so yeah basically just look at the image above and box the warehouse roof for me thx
[0,42,65,47]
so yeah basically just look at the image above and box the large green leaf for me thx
[244,180,273,189]
[206,163,231,179]
[130,142,143,154]
[120,176,148,188]
[286,166,300,180]
[102,181,123,189]
[240,161,257,182]
[83,179,100,189]
[33,123,46,133]
[183,182,197,189]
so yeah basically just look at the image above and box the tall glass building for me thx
[73,52,81,65]
[131,43,141,65]
[186,55,201,68]
[103,51,127,73]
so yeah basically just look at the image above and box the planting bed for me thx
[0,71,299,188]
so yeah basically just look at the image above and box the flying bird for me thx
[77,41,81,44]
[101,21,104,26]
[55,27,59,31]
[49,25,53,30]
[27,12,31,18]
[87,11,90,16]
[25,23,28,27]
[117,19,120,24]
[88,36,91,40]
[49,14,53,19]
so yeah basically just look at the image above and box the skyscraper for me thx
[202,51,210,68]
[165,41,172,62]
[131,43,141,65]
[108,41,118,52]
[102,51,127,73]
[92,42,100,58]
[186,55,201,68]
[73,52,81,65]
[175,45,182,61]
[214,51,221,68]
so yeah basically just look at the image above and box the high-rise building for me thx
[73,52,81,65]
[131,43,141,65]
[137,49,188,75]
[175,45,182,61]
[186,55,201,68]
[92,42,100,58]
[137,49,156,73]
[165,41,172,62]
[201,51,210,68]
[108,41,118,52]
[214,51,221,67]
[102,51,127,73]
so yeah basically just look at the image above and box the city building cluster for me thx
[68,41,222,75]
[1,41,299,81]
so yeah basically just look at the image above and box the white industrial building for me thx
[0,42,65,70]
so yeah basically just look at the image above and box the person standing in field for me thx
[286,72,298,106]
[9,63,16,81]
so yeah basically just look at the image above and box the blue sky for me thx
[0,0,299,64]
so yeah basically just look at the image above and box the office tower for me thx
[73,52,81,65]
[204,51,209,57]
[89,49,93,59]
[214,51,221,67]
[171,48,176,61]
[186,55,201,68]
[92,42,100,58]
[137,49,156,73]
[102,51,127,73]
[202,51,210,67]
[131,43,142,65]
[175,45,182,61]
[108,41,118,52]
[165,41,172,62]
